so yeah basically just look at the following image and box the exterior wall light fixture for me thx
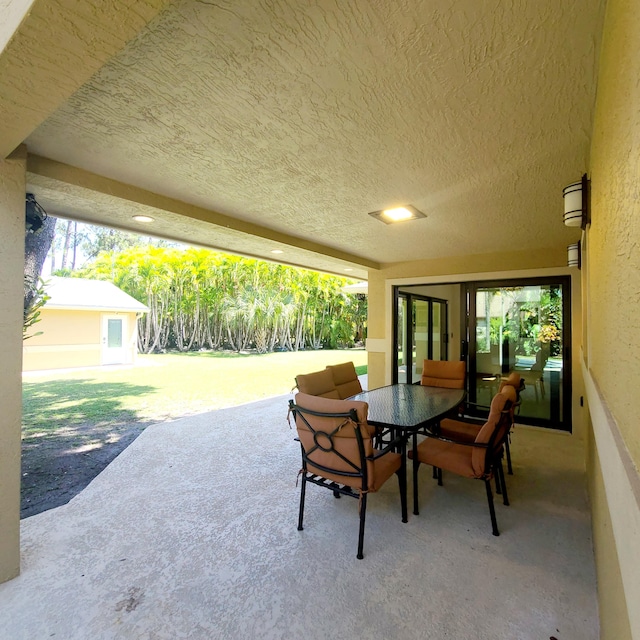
[567,242,580,269]
[563,174,590,229]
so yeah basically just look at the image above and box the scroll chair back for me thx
[326,361,363,399]
[409,388,514,536]
[290,393,407,559]
[420,359,466,389]
[295,369,340,399]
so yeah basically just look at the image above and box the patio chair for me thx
[289,392,407,559]
[443,373,523,475]
[419,359,467,478]
[294,368,340,399]
[436,384,517,506]
[408,388,514,536]
[420,359,466,389]
[325,361,363,399]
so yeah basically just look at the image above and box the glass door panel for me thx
[413,300,429,382]
[468,280,570,430]
[397,295,408,383]
[394,291,449,384]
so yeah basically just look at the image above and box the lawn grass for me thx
[22,349,367,435]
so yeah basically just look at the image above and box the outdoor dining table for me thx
[349,383,466,515]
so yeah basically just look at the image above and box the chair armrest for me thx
[368,434,406,460]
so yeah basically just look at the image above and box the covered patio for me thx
[0,395,597,639]
[2,1,640,637]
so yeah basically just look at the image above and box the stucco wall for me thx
[588,0,640,470]
[23,309,139,371]
[27,309,101,345]
[586,0,640,637]
[587,423,633,640]
[0,147,26,582]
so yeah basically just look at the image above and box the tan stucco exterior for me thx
[22,309,141,371]
[0,146,26,583]
[583,0,640,636]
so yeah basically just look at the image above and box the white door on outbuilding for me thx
[102,315,127,364]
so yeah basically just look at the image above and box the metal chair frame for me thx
[289,399,407,559]
[412,400,513,536]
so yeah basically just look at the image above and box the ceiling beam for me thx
[27,154,381,271]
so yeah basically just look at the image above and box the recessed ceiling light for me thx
[132,215,154,223]
[271,249,284,254]
[368,205,426,224]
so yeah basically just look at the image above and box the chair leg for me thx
[494,464,502,495]
[297,476,306,531]
[485,479,500,536]
[498,460,510,506]
[437,467,443,486]
[505,436,513,475]
[398,445,408,523]
[357,494,367,559]
[412,433,421,516]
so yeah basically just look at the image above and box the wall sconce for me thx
[563,173,590,229]
[567,242,580,269]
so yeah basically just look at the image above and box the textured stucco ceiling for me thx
[22,0,604,276]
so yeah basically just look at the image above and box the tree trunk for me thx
[71,221,78,270]
[60,220,72,270]
[24,215,57,310]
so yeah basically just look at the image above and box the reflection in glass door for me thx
[465,278,571,430]
[395,292,448,384]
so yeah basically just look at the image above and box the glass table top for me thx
[350,384,466,429]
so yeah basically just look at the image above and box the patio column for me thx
[0,146,26,583]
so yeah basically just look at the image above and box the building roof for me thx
[43,277,149,313]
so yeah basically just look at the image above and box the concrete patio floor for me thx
[1,394,598,639]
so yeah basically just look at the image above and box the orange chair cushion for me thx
[412,438,476,478]
[420,360,466,389]
[326,362,363,399]
[293,393,398,492]
[499,372,522,393]
[439,417,478,443]
[295,369,340,399]
[412,389,512,478]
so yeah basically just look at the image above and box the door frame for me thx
[392,289,449,384]
[461,275,572,431]
[101,314,127,365]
